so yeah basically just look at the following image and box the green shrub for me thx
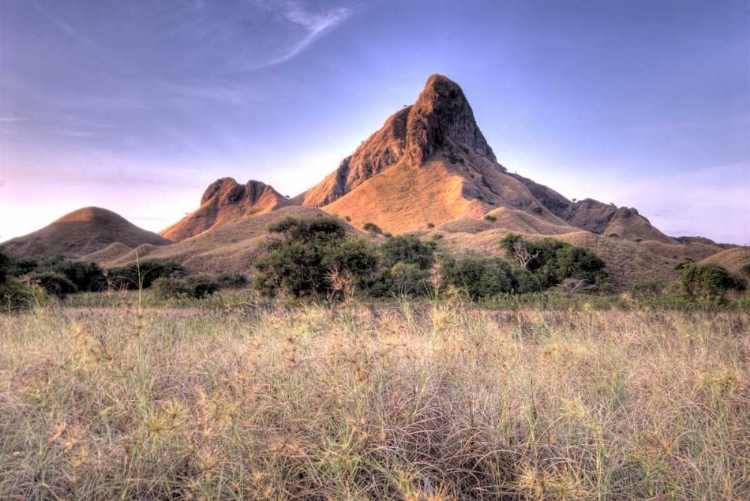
[679,263,746,306]
[254,216,378,298]
[500,234,609,288]
[380,235,436,270]
[484,214,497,222]
[151,276,184,300]
[107,261,186,290]
[12,258,40,276]
[531,207,543,215]
[740,263,750,277]
[51,260,107,292]
[388,262,431,296]
[184,274,220,298]
[153,274,220,300]
[426,222,435,229]
[0,251,11,286]
[363,222,382,235]
[216,273,248,289]
[0,280,41,313]
[442,255,542,300]
[26,272,78,297]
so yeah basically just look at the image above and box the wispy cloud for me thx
[156,79,248,106]
[65,118,114,129]
[0,117,28,122]
[31,2,96,47]
[256,2,352,68]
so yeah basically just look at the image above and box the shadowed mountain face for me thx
[0,207,171,258]
[161,178,291,241]
[510,174,675,243]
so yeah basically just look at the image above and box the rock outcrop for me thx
[161,178,290,241]
[300,74,502,207]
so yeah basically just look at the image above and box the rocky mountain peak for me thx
[405,74,496,167]
[200,178,282,207]
[301,74,499,207]
[162,178,289,241]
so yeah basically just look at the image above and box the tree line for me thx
[1,214,746,311]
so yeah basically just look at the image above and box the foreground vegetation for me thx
[2,215,747,313]
[1,304,748,500]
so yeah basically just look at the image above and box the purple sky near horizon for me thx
[0,0,748,244]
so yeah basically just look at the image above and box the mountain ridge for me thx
[1,74,743,290]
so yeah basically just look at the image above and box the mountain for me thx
[161,178,291,241]
[3,74,741,291]
[154,74,680,244]
[300,74,570,234]
[510,174,675,243]
[0,207,171,258]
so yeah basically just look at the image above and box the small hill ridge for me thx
[699,247,750,274]
[90,206,340,274]
[511,174,675,244]
[0,207,171,258]
[161,178,291,241]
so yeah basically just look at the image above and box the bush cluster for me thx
[500,234,609,288]
[0,250,256,310]
[107,261,186,290]
[253,217,610,301]
[1,253,109,304]
[152,274,220,300]
[679,263,746,306]
[0,252,48,312]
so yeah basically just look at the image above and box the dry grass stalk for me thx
[0,306,748,499]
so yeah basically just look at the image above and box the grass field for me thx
[1,303,748,500]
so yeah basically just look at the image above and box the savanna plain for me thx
[1,299,748,501]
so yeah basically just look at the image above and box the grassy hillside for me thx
[700,247,750,274]
[84,206,334,274]
[0,207,171,258]
[1,306,747,499]
[433,229,685,290]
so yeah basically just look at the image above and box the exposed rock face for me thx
[405,74,497,167]
[161,178,290,241]
[301,74,501,207]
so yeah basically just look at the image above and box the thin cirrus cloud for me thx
[29,1,97,48]
[261,3,352,68]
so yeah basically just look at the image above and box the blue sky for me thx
[0,0,748,244]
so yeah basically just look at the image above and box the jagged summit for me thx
[200,178,281,207]
[161,178,290,241]
[405,74,497,167]
[299,74,503,207]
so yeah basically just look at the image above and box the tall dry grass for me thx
[0,303,748,500]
